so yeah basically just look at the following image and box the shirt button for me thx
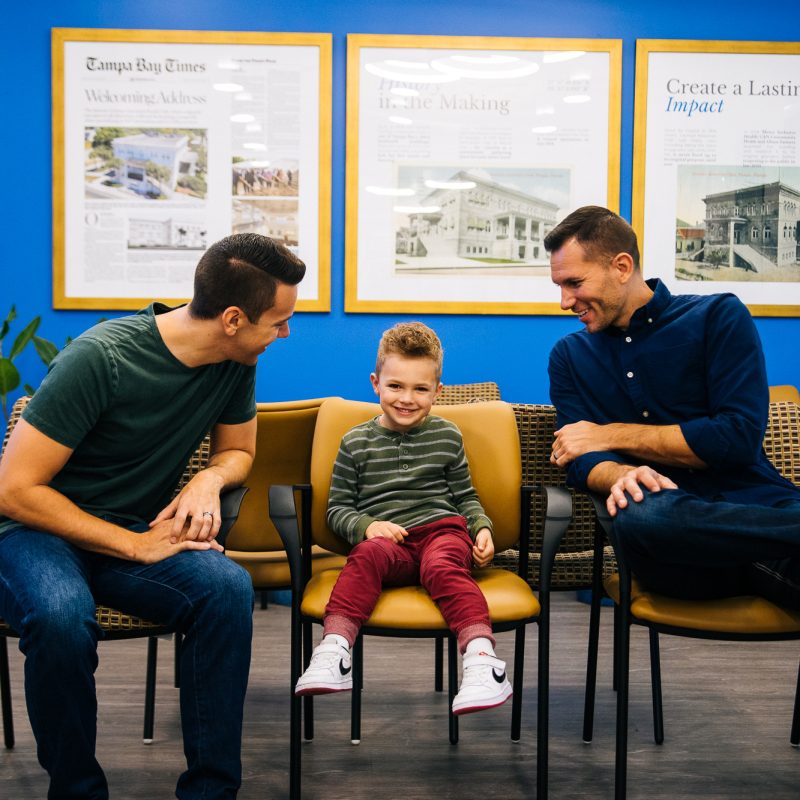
[402,448,409,455]
[642,410,650,418]
[402,464,409,470]
[625,336,632,343]
[626,371,634,378]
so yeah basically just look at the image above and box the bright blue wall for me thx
[2,0,798,406]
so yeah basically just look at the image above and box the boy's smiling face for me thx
[371,354,442,433]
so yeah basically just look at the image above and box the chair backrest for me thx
[224,398,333,552]
[764,400,800,487]
[436,381,501,404]
[769,385,800,404]
[308,398,522,555]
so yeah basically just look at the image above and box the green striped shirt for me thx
[326,414,492,545]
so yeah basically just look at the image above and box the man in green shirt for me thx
[0,234,304,799]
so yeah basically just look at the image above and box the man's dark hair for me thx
[543,205,640,270]
[188,234,306,322]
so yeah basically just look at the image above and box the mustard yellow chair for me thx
[223,399,345,601]
[270,397,572,800]
[583,399,800,799]
[769,384,800,403]
[0,396,247,749]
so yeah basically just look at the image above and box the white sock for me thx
[465,637,495,657]
[323,633,350,650]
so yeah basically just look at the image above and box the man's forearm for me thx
[202,449,254,492]
[0,484,140,559]
[603,423,706,468]
[554,419,706,470]
[586,461,637,495]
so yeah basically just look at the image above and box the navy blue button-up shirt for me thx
[548,279,798,506]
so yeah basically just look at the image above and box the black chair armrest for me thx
[217,486,249,546]
[268,484,304,595]
[537,485,573,596]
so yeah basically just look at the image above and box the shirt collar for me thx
[604,278,671,336]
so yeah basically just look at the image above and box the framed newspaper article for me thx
[52,28,332,311]
[344,33,622,315]
[633,39,800,316]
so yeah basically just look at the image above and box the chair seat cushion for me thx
[300,567,539,629]
[604,574,800,634]
[227,547,346,588]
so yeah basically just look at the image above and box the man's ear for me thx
[221,307,244,336]
[612,252,636,284]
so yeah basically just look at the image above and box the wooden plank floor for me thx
[2,592,798,799]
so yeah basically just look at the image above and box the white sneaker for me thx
[452,652,513,715]
[294,641,353,696]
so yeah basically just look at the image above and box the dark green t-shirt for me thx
[0,303,255,533]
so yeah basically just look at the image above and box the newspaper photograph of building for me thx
[392,167,568,276]
[675,166,800,283]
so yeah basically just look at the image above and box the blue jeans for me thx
[0,524,254,800]
[612,489,800,607]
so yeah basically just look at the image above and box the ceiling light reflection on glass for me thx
[531,125,558,134]
[391,87,421,97]
[213,82,244,92]
[243,142,267,151]
[542,51,586,64]
[230,113,255,123]
[388,115,413,125]
[563,94,591,104]
[365,62,459,84]
[430,56,539,80]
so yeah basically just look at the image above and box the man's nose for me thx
[560,289,575,310]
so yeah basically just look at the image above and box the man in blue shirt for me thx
[545,205,800,607]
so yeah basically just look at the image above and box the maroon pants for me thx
[324,516,493,653]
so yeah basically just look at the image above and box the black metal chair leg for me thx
[612,603,620,692]
[434,636,444,692]
[448,634,459,744]
[173,632,182,689]
[302,622,314,741]
[537,608,550,800]
[0,637,14,749]
[615,597,631,800]
[649,629,664,745]
[511,625,525,742]
[351,635,363,744]
[143,637,157,744]
[791,660,800,747]
[583,584,603,743]
[260,590,269,610]
[289,607,302,800]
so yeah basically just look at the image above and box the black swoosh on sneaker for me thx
[339,660,352,676]
[492,668,506,683]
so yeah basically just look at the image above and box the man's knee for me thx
[18,588,98,655]
[209,557,255,613]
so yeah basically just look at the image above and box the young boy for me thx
[294,322,512,715]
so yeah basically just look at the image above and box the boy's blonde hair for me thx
[375,322,443,380]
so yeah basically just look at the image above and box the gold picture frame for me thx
[52,27,331,311]
[345,33,622,315]
[633,39,800,316]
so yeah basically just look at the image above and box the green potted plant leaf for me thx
[0,306,59,421]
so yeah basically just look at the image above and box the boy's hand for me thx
[365,520,409,543]
[472,527,494,567]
